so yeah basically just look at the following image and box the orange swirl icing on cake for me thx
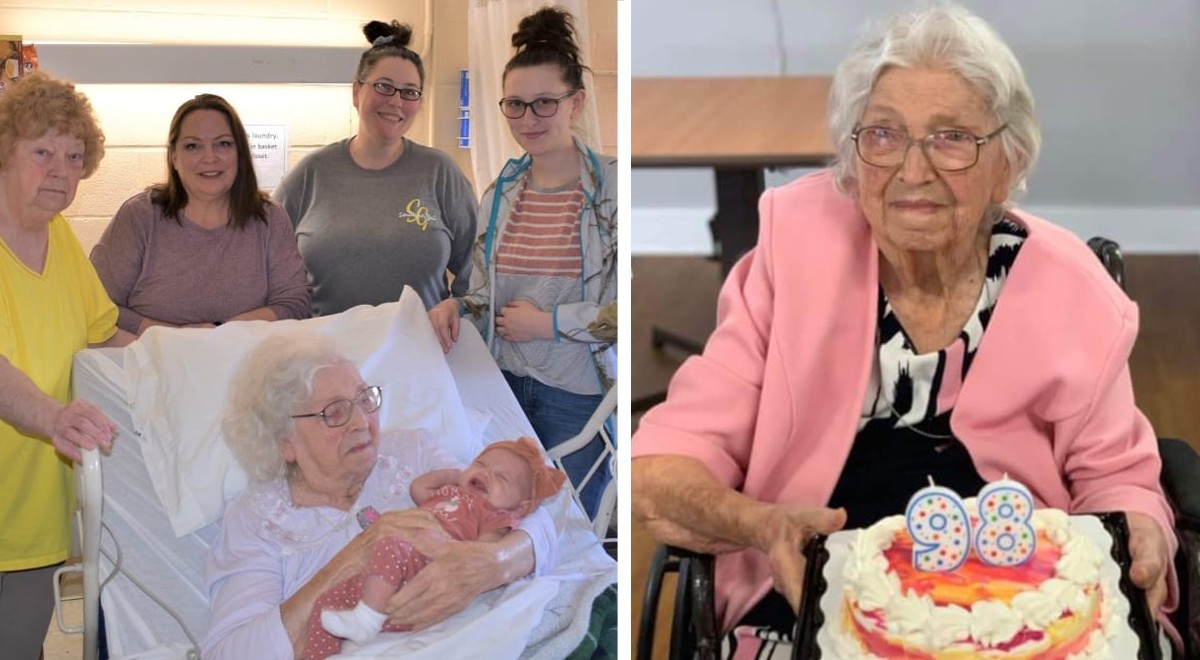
[882,528,1061,608]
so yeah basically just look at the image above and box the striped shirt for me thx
[493,176,598,395]
[495,181,584,278]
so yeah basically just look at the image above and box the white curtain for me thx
[467,0,601,191]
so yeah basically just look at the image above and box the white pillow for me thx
[125,287,473,537]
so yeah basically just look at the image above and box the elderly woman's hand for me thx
[355,509,446,567]
[370,508,444,536]
[758,504,847,614]
[1126,511,1170,614]
[51,400,116,463]
[428,299,461,353]
[329,509,446,582]
[383,535,516,630]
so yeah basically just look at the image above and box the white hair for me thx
[828,3,1041,201]
[222,334,352,482]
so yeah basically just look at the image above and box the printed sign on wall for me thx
[245,123,288,190]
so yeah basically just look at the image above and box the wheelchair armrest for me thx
[638,544,720,660]
[1159,438,1200,526]
[1159,437,1200,657]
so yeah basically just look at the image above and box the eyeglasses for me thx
[851,124,1008,172]
[498,91,576,119]
[360,80,423,102]
[291,385,383,428]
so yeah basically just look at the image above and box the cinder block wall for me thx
[2,0,617,252]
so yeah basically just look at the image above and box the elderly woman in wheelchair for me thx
[632,4,1180,655]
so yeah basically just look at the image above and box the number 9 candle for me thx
[905,478,970,572]
[974,475,1037,567]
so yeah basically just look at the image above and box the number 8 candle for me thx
[974,474,1037,567]
[905,478,970,572]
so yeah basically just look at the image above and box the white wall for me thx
[3,0,616,252]
[632,0,1200,254]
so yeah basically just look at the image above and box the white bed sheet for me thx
[72,323,616,660]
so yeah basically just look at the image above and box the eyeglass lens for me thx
[499,94,571,119]
[855,128,980,171]
[320,386,383,427]
[367,81,421,101]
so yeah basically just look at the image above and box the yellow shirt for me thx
[0,214,117,571]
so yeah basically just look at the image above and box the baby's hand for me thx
[356,506,381,530]
[412,468,463,505]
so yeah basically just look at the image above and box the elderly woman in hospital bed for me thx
[201,334,557,659]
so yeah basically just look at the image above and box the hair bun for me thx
[511,6,578,60]
[363,20,414,49]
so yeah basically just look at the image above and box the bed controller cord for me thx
[98,520,202,660]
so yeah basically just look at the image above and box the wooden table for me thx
[633,76,834,273]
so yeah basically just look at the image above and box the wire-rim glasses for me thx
[851,123,1008,172]
[498,91,576,119]
[360,80,422,102]
[291,385,383,428]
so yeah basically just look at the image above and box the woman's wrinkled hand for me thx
[495,299,553,343]
[1126,511,1169,614]
[758,505,847,614]
[351,509,446,573]
[51,400,117,463]
[383,537,501,630]
[428,299,461,353]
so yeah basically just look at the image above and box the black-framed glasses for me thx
[291,385,383,428]
[360,80,422,102]
[851,123,1008,172]
[498,91,576,119]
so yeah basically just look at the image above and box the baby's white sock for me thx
[321,601,387,645]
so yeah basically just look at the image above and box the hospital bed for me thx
[60,289,617,660]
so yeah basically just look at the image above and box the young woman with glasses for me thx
[275,20,477,317]
[428,7,617,520]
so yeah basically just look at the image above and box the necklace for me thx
[871,210,1007,442]
[874,327,955,440]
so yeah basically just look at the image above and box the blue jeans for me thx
[502,372,611,520]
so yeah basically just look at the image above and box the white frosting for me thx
[1057,534,1105,585]
[1040,508,1071,544]
[1066,628,1109,660]
[841,500,1114,656]
[884,591,933,645]
[1041,577,1093,614]
[926,603,972,649]
[1010,588,1063,629]
[969,600,1025,647]
[845,527,902,611]
[832,624,886,660]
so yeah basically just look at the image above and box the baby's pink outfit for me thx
[302,485,518,660]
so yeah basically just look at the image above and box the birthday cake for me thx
[831,498,1120,659]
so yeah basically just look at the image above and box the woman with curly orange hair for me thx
[0,70,134,659]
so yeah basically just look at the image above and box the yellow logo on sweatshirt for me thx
[399,198,433,231]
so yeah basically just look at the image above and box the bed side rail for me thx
[54,447,102,660]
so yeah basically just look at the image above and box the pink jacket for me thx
[632,169,1177,632]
